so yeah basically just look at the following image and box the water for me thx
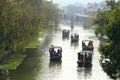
[0,23,112,80]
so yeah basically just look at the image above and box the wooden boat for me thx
[62,30,69,38]
[82,40,94,52]
[71,34,79,43]
[49,46,62,61]
[77,51,93,68]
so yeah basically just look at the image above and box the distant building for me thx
[74,13,88,23]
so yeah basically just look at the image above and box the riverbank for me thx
[0,54,26,70]
[0,33,44,70]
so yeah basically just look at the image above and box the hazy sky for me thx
[53,0,105,6]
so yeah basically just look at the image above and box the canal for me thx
[1,22,112,80]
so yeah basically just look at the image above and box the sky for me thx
[53,0,105,6]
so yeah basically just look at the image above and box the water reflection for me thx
[77,67,92,80]
[62,36,69,40]
[70,42,79,47]
[49,61,62,69]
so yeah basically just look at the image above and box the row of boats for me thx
[62,30,79,43]
[49,30,94,68]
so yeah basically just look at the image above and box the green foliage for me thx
[106,6,120,43]
[0,54,26,70]
[99,42,112,58]
[102,61,118,79]
[99,43,120,78]
[25,39,40,48]
[38,32,44,38]
[94,26,100,36]
[0,0,60,54]
[40,1,60,27]
[94,11,108,36]
[95,0,120,78]
[84,12,97,29]
[106,0,116,10]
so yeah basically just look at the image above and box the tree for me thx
[95,0,120,78]
[94,10,108,37]
[0,0,60,54]
[84,12,97,29]
[106,0,116,10]
[40,1,60,27]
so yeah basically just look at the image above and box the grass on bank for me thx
[0,54,26,70]
[0,32,44,70]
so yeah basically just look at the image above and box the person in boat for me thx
[49,45,54,51]
[82,42,87,50]
[71,35,73,38]
[54,51,58,56]
[85,53,88,61]
[78,52,83,62]
[88,52,92,62]
[62,30,66,35]
[78,52,81,60]
[75,34,79,38]
[88,44,92,48]
[87,41,92,49]
[64,30,65,34]
[88,44,93,51]
[57,49,62,57]
[83,53,87,63]
[49,45,54,56]
[71,35,74,40]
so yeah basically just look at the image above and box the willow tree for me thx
[40,0,60,27]
[0,0,23,52]
[0,0,43,53]
[0,0,60,54]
